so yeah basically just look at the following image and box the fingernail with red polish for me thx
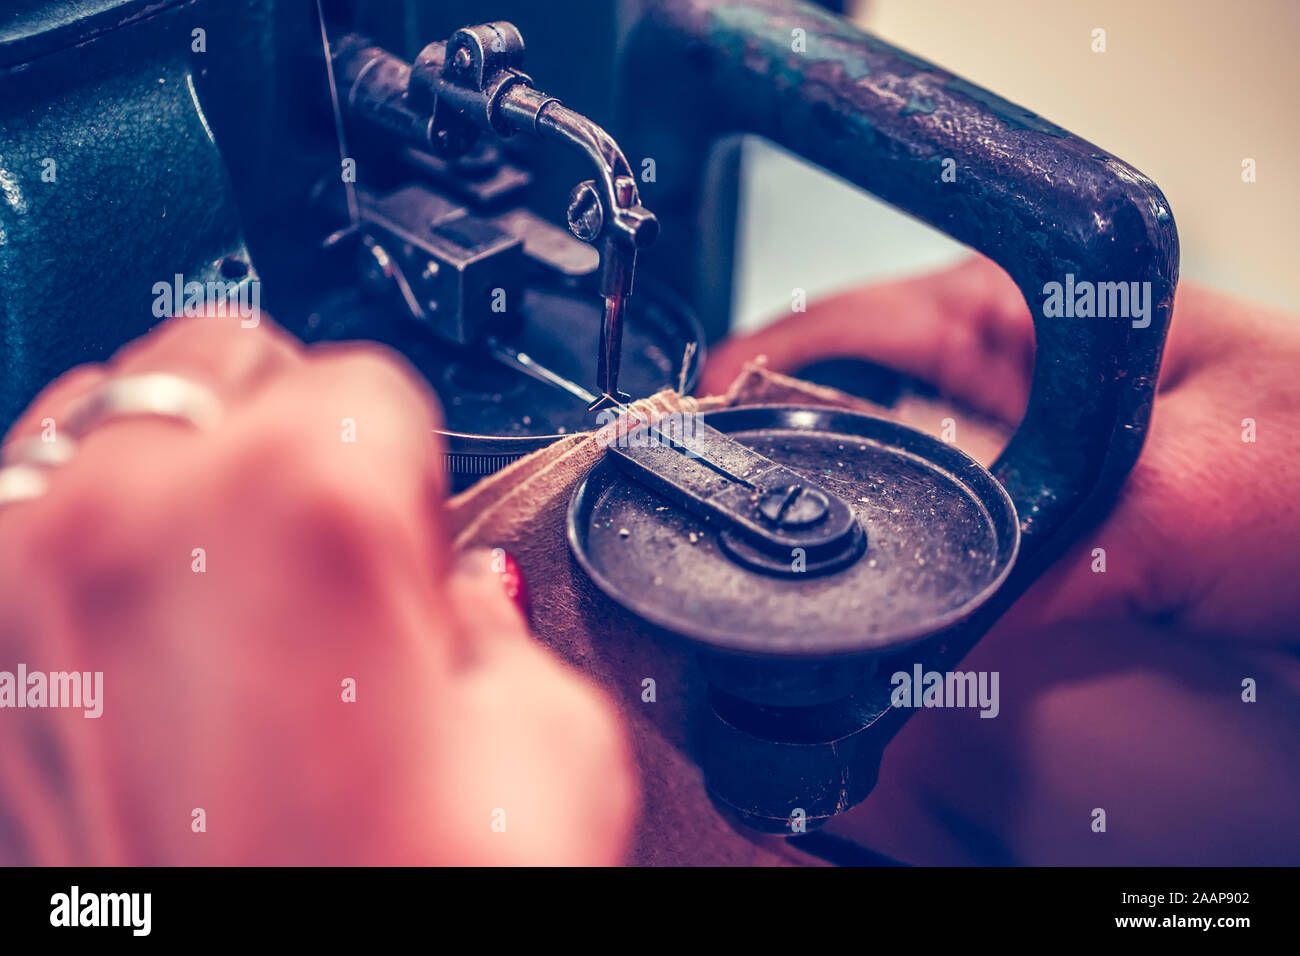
[493,548,530,619]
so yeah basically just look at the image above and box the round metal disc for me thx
[568,406,1019,659]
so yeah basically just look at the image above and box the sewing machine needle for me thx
[588,292,630,412]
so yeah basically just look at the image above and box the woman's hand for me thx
[0,312,635,865]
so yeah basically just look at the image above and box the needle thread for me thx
[315,0,360,225]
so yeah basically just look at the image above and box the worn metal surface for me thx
[570,407,1018,670]
[0,0,261,432]
[0,0,188,66]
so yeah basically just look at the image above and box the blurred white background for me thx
[733,0,1300,330]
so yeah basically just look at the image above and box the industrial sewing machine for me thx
[0,0,1178,847]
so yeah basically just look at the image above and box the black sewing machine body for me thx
[0,0,1177,839]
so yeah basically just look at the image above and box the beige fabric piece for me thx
[446,362,1008,865]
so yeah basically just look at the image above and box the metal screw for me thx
[613,175,636,206]
[566,180,604,242]
[757,484,829,527]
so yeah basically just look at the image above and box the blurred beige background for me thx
[862,0,1300,308]
[734,0,1300,328]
